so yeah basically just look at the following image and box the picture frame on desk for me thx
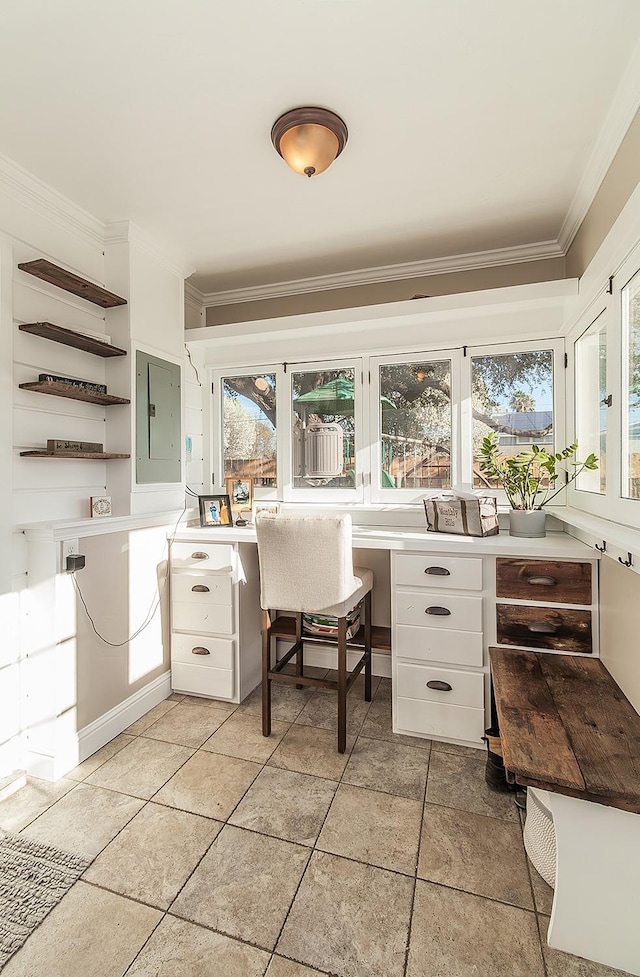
[225,476,253,510]
[252,501,280,520]
[198,494,233,527]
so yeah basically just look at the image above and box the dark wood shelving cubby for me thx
[20,450,130,460]
[19,322,127,357]
[17,259,127,309]
[19,380,130,406]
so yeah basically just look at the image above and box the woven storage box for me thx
[524,786,557,888]
[424,495,499,537]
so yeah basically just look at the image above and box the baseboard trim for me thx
[276,643,391,679]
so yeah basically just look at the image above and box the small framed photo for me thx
[90,495,111,518]
[225,476,253,510]
[198,494,233,528]
[252,501,280,520]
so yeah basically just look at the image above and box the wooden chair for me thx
[255,513,373,753]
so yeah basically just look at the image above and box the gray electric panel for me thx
[136,351,181,483]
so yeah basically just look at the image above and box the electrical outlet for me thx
[61,538,79,564]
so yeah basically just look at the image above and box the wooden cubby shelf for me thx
[270,614,392,654]
[19,322,127,357]
[17,259,127,309]
[20,451,130,459]
[19,380,130,406]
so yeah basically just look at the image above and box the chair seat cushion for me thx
[315,566,373,617]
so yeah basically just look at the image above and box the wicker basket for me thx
[524,786,557,887]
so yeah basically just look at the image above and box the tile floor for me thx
[0,675,631,977]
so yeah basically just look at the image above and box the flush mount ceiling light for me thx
[271,106,348,178]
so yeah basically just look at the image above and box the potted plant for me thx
[478,433,598,537]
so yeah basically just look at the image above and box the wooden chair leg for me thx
[364,590,372,702]
[261,610,272,737]
[295,612,304,690]
[338,615,347,754]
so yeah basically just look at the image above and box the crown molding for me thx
[104,220,195,279]
[185,281,205,312]
[199,239,564,307]
[0,150,105,250]
[558,35,640,254]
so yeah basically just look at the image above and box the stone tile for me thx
[431,738,485,758]
[20,782,144,859]
[167,691,185,701]
[268,724,353,782]
[374,677,392,701]
[65,733,136,781]
[230,766,337,846]
[179,694,238,715]
[84,802,221,908]
[266,958,326,977]
[202,710,290,763]
[536,917,629,977]
[342,736,428,800]
[425,750,519,821]
[126,914,271,976]
[0,776,74,832]
[86,737,193,799]
[154,749,261,820]
[277,850,413,977]
[172,824,310,951]
[529,860,554,915]
[239,682,313,723]
[406,881,545,977]
[279,663,330,680]
[125,699,178,735]
[317,783,422,875]
[295,690,371,737]
[418,803,533,908]
[0,880,161,977]
[141,701,230,748]
[360,698,432,751]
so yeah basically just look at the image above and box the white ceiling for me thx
[1,1,640,296]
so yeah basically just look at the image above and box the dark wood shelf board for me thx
[19,322,127,357]
[19,381,130,406]
[17,259,127,309]
[20,451,130,459]
[270,615,391,653]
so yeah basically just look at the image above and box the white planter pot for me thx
[509,509,546,538]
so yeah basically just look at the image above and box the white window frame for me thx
[569,305,610,515]
[370,349,461,503]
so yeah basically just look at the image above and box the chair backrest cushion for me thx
[255,513,357,613]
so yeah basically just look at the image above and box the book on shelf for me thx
[38,374,107,395]
[47,439,104,453]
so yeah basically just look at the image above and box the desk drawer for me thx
[396,662,484,708]
[496,558,591,605]
[171,572,233,605]
[171,541,234,572]
[171,633,234,669]
[172,600,234,635]
[395,624,483,667]
[395,696,485,744]
[395,591,482,631]
[395,554,482,591]
[171,661,234,700]
[496,604,592,654]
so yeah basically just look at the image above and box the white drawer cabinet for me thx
[395,591,483,631]
[395,554,483,591]
[396,662,484,708]
[395,625,483,667]
[169,535,261,704]
[396,696,485,743]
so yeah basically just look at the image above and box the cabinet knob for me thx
[191,551,209,560]
[426,680,452,692]
[425,606,451,616]
[526,575,557,587]
[191,584,210,593]
[527,622,558,634]
[191,646,211,655]
[424,566,450,576]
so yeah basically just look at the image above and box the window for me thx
[221,373,277,490]
[622,269,640,500]
[471,348,555,490]
[575,312,607,495]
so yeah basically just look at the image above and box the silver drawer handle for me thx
[191,551,209,560]
[527,575,557,587]
[191,584,210,593]
[424,566,450,576]
[425,606,451,616]
[527,622,557,634]
[191,646,211,655]
[426,680,452,692]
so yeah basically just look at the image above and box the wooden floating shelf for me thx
[19,380,130,406]
[20,451,130,460]
[19,322,127,357]
[270,615,391,654]
[17,259,127,309]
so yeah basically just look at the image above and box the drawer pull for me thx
[425,606,451,616]
[527,622,558,634]
[191,551,209,561]
[191,584,210,593]
[424,566,450,576]
[426,680,452,692]
[527,575,557,587]
[191,646,211,655]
